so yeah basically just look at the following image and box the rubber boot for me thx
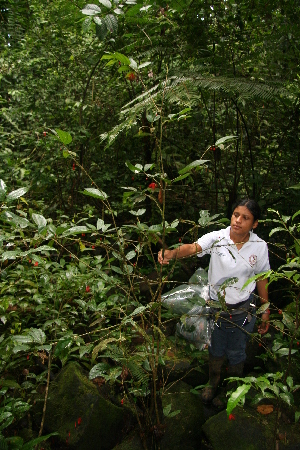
[226,361,244,392]
[201,355,225,404]
[212,361,244,408]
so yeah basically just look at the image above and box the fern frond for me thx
[101,74,290,147]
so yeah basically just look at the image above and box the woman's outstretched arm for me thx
[158,243,202,265]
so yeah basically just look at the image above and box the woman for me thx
[158,199,270,403]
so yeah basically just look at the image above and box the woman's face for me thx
[230,205,258,237]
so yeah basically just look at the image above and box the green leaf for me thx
[6,187,28,201]
[126,250,136,260]
[172,173,191,183]
[0,379,21,389]
[129,209,146,216]
[28,328,46,345]
[99,0,111,7]
[21,245,57,256]
[62,226,89,236]
[287,184,300,190]
[125,161,142,173]
[55,129,72,145]
[178,160,208,175]
[1,211,29,229]
[292,210,300,221]
[295,411,300,423]
[256,302,270,314]
[269,227,286,236]
[81,4,101,15]
[279,392,293,406]
[89,363,110,380]
[226,384,250,417]
[82,188,108,200]
[22,433,59,450]
[32,213,47,228]
[215,135,237,145]
[1,250,21,261]
[276,348,297,356]
[54,338,73,357]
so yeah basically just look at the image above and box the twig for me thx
[36,348,52,446]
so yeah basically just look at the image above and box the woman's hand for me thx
[258,312,270,334]
[158,249,173,265]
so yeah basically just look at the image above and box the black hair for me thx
[232,198,261,221]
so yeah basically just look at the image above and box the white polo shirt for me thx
[196,226,270,305]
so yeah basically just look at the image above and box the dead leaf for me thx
[257,404,274,415]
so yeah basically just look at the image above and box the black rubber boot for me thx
[212,361,244,409]
[201,355,225,404]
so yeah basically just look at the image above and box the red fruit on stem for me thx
[34,262,38,266]
[86,286,90,293]
[279,310,282,314]
[228,413,235,421]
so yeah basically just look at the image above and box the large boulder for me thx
[113,380,205,450]
[160,380,205,450]
[43,362,133,450]
[202,405,300,450]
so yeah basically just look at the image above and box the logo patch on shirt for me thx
[249,254,257,266]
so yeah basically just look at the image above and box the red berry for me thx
[278,310,282,314]
[179,238,181,242]
[92,245,95,249]
[77,417,82,425]
[86,286,90,293]
[34,262,38,266]
[230,315,232,319]
[43,131,47,137]
[82,233,85,237]
[228,413,235,421]
[132,177,134,181]
[27,354,30,360]
[28,259,31,263]
[297,342,299,346]
[121,399,124,405]
[259,343,262,347]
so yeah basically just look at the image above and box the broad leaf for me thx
[99,0,112,7]
[215,135,237,145]
[32,213,47,228]
[55,129,72,145]
[178,160,208,175]
[82,188,108,200]
[81,4,101,15]
[6,187,28,201]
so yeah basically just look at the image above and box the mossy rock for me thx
[44,362,133,450]
[159,380,205,450]
[202,404,300,450]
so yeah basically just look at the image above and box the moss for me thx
[44,362,131,450]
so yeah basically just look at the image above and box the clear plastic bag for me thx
[175,306,213,350]
[161,268,212,349]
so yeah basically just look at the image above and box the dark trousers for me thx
[209,296,256,366]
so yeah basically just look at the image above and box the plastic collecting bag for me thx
[161,268,213,349]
